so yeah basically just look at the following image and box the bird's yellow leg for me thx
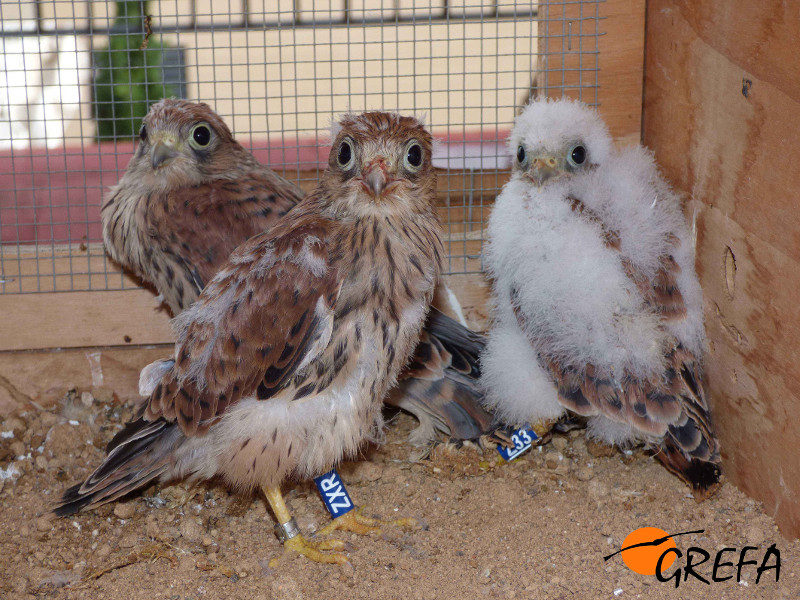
[531,420,555,438]
[263,486,349,566]
[317,505,421,537]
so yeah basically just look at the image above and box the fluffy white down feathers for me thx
[482,98,710,449]
[508,98,613,168]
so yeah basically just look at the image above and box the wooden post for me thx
[539,0,646,145]
[644,0,800,536]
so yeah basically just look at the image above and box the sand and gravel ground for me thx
[0,387,797,599]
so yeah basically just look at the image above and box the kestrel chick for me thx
[481,98,721,499]
[101,98,301,313]
[58,111,444,564]
[101,98,492,445]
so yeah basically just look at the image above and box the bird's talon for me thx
[354,504,421,531]
[318,510,380,537]
[532,420,555,439]
[273,533,350,566]
[318,506,421,537]
[313,538,348,552]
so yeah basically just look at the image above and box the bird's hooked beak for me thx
[151,134,180,170]
[359,157,398,199]
[527,155,563,187]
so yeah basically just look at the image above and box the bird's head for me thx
[509,98,612,188]
[129,99,247,191]
[322,112,436,217]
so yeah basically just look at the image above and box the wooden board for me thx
[0,185,491,352]
[539,0,646,145]
[643,0,800,536]
[435,273,493,332]
[0,271,492,352]
[0,346,171,415]
[596,0,646,146]
[0,290,175,351]
[0,271,492,416]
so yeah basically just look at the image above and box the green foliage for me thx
[93,1,182,140]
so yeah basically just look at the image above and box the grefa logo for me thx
[604,527,781,588]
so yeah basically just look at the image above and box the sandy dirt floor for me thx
[0,387,797,599]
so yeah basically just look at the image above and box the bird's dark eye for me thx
[405,143,422,169]
[190,123,212,148]
[568,144,587,167]
[516,145,526,164]
[139,124,147,142]
[337,138,354,169]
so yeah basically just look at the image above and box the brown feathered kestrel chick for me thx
[101,98,493,446]
[57,111,443,565]
[101,98,301,313]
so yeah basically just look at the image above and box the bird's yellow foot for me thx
[264,485,351,567]
[317,506,420,537]
[270,533,349,567]
[531,420,555,439]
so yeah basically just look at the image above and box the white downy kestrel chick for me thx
[481,98,721,499]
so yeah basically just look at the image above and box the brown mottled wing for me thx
[568,198,687,321]
[386,308,494,444]
[620,239,686,321]
[522,198,719,477]
[144,213,342,436]
[653,346,721,499]
[148,166,302,310]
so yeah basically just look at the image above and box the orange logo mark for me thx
[618,527,677,576]
[604,527,781,587]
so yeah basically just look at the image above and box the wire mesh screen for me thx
[0,0,601,294]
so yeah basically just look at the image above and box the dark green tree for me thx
[93,1,183,140]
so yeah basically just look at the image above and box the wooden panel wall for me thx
[643,0,800,536]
